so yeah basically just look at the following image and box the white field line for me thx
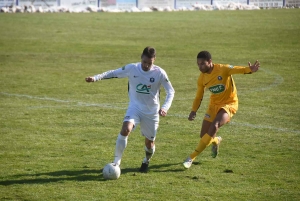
[1,92,299,134]
[168,114,300,134]
[247,67,284,92]
[229,121,300,134]
[0,92,126,109]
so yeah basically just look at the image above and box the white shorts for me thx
[123,107,159,141]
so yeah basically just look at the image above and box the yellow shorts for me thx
[204,103,238,123]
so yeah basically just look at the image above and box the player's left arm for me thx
[248,60,260,72]
[159,73,175,117]
[227,60,260,75]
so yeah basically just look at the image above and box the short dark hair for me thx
[197,51,212,61]
[142,46,156,58]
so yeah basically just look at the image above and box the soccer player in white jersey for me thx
[85,47,175,173]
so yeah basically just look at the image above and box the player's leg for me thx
[183,120,213,168]
[192,107,230,156]
[206,103,238,157]
[183,103,216,168]
[140,138,155,173]
[183,111,228,168]
[207,108,229,137]
[139,114,158,172]
[113,121,134,166]
[209,107,232,157]
[113,107,140,166]
[191,109,230,160]
[188,120,212,159]
[144,138,155,163]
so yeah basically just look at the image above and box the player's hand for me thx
[85,77,95,82]
[159,109,167,117]
[188,111,196,121]
[248,60,260,72]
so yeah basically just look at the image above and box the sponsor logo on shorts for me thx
[133,75,138,78]
[136,84,151,94]
[205,114,211,119]
[122,66,125,70]
[209,84,225,94]
[124,116,130,119]
[229,65,234,69]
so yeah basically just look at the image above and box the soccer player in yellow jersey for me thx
[183,51,260,169]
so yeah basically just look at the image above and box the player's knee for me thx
[120,128,131,136]
[120,126,132,136]
[120,122,133,135]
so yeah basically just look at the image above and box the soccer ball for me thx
[102,163,121,180]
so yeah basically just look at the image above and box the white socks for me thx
[143,145,156,164]
[113,134,128,166]
[113,134,156,166]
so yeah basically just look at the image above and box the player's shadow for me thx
[121,162,188,174]
[148,162,187,173]
[0,168,105,186]
[0,162,188,185]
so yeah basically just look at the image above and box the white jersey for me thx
[94,62,175,115]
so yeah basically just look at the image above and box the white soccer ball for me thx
[102,163,121,180]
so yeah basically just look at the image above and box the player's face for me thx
[197,58,212,73]
[141,55,155,71]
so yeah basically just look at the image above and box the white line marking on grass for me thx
[168,114,300,134]
[247,67,284,92]
[229,121,300,134]
[2,92,298,134]
[0,92,126,109]
[1,92,70,103]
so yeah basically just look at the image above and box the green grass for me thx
[0,9,300,200]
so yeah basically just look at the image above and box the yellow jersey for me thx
[192,63,252,112]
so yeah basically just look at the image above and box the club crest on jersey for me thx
[209,84,225,94]
[218,76,222,80]
[136,84,151,94]
[150,77,155,83]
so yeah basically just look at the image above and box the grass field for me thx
[0,9,300,201]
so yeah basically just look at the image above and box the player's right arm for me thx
[85,70,118,82]
[189,74,205,121]
[85,64,133,82]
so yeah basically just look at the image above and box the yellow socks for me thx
[190,133,217,160]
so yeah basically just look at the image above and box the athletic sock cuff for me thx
[144,145,155,153]
[118,133,128,140]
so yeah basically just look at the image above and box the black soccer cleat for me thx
[139,162,149,173]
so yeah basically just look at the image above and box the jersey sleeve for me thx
[93,64,133,81]
[225,64,252,75]
[160,71,175,111]
[191,74,204,112]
